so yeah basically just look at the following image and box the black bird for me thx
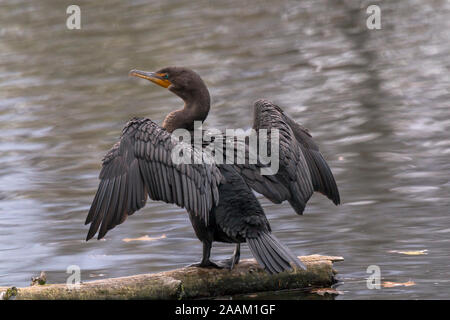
[85,67,340,274]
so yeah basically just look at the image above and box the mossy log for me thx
[0,255,343,300]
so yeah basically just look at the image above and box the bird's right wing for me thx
[85,118,223,240]
[232,99,339,215]
[250,99,315,214]
[281,112,340,205]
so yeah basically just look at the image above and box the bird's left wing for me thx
[85,118,223,240]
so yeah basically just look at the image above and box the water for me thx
[0,0,449,299]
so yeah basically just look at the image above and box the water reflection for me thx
[0,0,449,299]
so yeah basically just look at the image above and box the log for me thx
[0,255,343,300]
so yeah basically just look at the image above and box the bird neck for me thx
[163,84,211,132]
[162,94,210,133]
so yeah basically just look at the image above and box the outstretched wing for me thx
[85,118,223,240]
[281,111,340,205]
[233,99,339,214]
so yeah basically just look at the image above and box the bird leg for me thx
[217,243,241,270]
[187,241,222,269]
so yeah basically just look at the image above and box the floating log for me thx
[0,255,343,300]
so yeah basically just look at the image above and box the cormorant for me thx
[85,67,340,274]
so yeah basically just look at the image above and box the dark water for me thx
[0,0,449,299]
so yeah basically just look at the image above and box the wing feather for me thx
[85,118,222,240]
[232,99,339,215]
[282,111,340,205]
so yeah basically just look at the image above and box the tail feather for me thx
[260,233,297,269]
[257,237,289,272]
[261,233,303,269]
[252,238,279,274]
[256,237,284,273]
[247,232,306,274]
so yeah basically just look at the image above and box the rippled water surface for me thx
[0,0,449,299]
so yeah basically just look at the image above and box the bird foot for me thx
[216,257,239,270]
[186,260,224,269]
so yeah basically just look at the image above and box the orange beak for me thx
[129,69,171,88]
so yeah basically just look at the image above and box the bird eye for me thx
[163,74,169,79]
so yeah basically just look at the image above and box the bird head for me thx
[129,66,209,104]
[129,66,211,131]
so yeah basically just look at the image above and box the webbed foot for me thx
[187,260,223,269]
[216,256,239,270]
[217,244,241,270]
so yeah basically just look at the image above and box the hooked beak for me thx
[129,69,171,88]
